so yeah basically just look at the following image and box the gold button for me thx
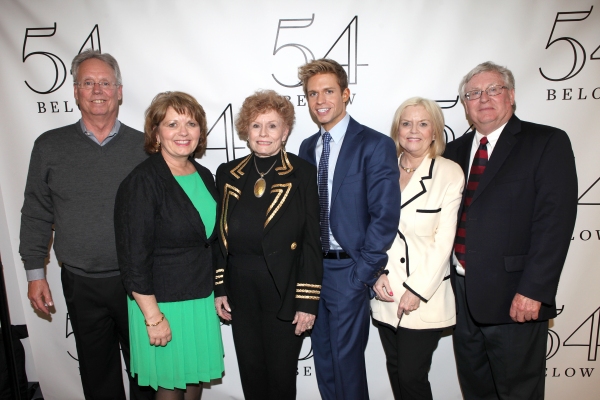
[291,242,297,250]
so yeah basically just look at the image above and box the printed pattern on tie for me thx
[318,132,332,253]
[454,136,489,268]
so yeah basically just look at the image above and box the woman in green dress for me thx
[115,91,224,400]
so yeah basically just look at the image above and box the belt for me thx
[323,250,351,259]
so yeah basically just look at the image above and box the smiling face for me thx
[156,107,201,163]
[306,72,350,132]
[464,71,515,135]
[247,109,289,157]
[73,58,122,123]
[397,105,434,159]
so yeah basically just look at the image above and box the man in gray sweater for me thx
[20,49,152,399]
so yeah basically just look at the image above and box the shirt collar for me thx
[80,119,121,140]
[475,121,506,148]
[320,113,350,143]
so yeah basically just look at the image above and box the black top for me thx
[215,151,323,319]
[228,153,281,256]
[114,152,220,303]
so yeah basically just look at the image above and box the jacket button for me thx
[400,257,405,263]
[291,242,297,250]
[205,243,210,248]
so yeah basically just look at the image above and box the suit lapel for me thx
[471,115,520,205]
[457,131,475,179]
[219,155,251,250]
[401,156,435,209]
[304,134,319,166]
[154,154,208,240]
[331,118,363,206]
[264,151,298,235]
[194,161,219,241]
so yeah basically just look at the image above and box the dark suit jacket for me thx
[114,152,219,303]
[214,151,323,320]
[298,117,400,287]
[444,114,577,324]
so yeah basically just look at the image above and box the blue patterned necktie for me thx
[318,132,332,253]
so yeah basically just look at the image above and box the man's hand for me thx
[509,293,541,322]
[28,279,54,315]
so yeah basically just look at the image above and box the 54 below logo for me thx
[545,306,599,378]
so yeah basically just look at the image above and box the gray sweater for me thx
[20,121,148,278]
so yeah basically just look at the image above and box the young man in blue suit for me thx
[298,59,400,400]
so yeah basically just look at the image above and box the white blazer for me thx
[371,155,464,330]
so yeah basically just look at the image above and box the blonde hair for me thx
[390,97,446,158]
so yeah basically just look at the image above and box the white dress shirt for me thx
[455,122,506,275]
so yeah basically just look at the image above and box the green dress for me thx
[128,172,224,390]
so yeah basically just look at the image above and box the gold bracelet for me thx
[145,313,165,327]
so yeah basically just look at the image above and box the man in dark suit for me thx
[298,59,400,400]
[444,61,578,399]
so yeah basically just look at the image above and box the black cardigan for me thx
[114,152,220,302]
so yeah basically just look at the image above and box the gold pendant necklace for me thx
[253,154,278,198]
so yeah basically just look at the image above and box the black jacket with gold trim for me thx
[214,151,322,319]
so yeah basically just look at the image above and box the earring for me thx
[154,141,161,153]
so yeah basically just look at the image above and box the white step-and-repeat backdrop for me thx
[1,1,599,399]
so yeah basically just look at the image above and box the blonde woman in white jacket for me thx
[371,97,464,400]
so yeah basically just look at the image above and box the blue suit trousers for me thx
[312,258,371,400]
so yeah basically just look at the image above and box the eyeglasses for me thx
[76,80,119,90]
[464,85,508,101]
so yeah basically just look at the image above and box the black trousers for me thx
[229,255,304,400]
[453,275,547,400]
[61,268,154,400]
[377,323,441,400]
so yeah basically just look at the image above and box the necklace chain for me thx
[253,153,279,198]
[254,154,278,177]
[399,153,418,173]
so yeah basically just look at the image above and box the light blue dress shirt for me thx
[315,113,351,251]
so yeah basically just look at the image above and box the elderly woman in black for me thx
[214,90,322,400]
[115,91,224,400]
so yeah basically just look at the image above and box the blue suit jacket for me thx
[299,117,400,286]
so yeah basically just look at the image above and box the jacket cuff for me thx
[295,283,321,315]
[403,282,428,303]
[23,257,46,272]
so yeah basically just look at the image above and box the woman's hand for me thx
[373,274,394,302]
[293,311,316,335]
[131,292,172,346]
[398,290,421,318]
[146,314,172,346]
[215,296,232,321]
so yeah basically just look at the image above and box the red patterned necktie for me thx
[454,136,489,268]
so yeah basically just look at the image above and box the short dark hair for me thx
[143,91,208,156]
